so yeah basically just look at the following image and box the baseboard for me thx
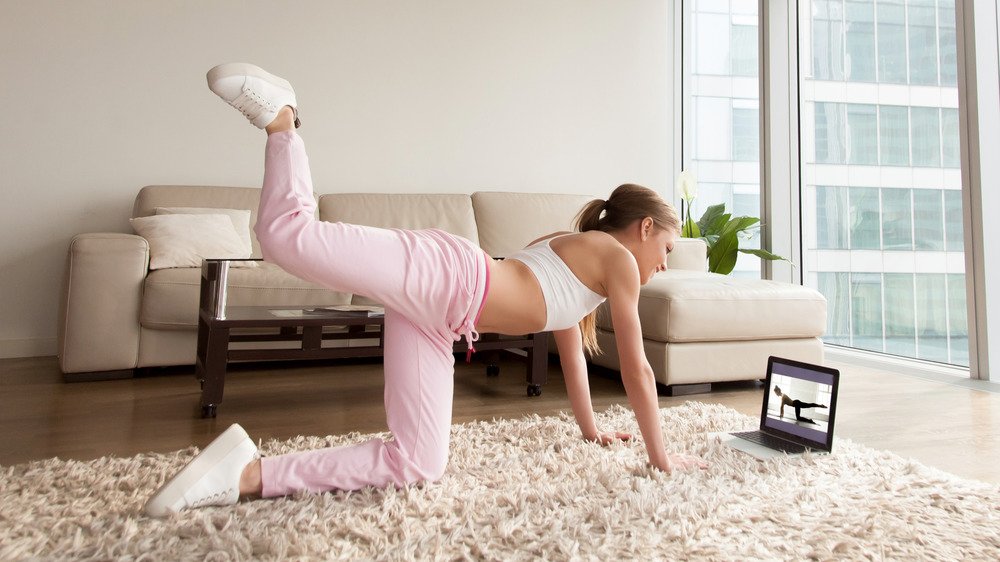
[0,337,57,359]
[824,344,1000,393]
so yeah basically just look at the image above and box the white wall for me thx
[0,0,674,358]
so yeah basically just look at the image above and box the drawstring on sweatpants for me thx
[463,251,490,363]
[462,321,480,363]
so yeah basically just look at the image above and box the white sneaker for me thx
[206,62,299,129]
[144,423,259,517]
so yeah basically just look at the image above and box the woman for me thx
[773,386,828,424]
[145,63,707,517]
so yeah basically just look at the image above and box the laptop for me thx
[713,356,840,459]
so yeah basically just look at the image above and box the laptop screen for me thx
[761,356,839,450]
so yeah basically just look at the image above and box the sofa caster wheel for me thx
[201,404,217,418]
[527,384,542,397]
[486,364,500,377]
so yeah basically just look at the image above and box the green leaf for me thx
[707,230,740,274]
[739,248,796,267]
[697,204,727,235]
[731,216,760,233]
[710,213,732,235]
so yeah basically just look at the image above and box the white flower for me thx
[675,170,698,203]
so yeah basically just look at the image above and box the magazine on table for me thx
[306,305,385,317]
[269,305,385,318]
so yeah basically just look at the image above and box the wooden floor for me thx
[1,354,998,485]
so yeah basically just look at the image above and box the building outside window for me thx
[800,0,966,367]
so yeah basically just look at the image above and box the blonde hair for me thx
[573,184,680,356]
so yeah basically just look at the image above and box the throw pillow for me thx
[154,207,254,257]
[131,214,251,270]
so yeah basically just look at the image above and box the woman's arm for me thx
[553,326,600,440]
[605,251,705,473]
[553,325,633,444]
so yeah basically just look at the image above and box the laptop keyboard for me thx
[732,431,809,454]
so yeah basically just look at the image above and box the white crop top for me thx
[506,236,607,331]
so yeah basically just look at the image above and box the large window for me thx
[681,1,968,368]
[800,0,967,367]
[683,0,762,278]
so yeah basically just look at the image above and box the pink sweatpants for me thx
[254,131,489,496]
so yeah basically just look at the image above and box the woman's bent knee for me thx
[388,447,448,486]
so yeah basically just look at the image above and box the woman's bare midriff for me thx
[475,231,617,336]
[474,257,547,335]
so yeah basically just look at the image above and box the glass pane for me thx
[916,274,948,361]
[683,0,762,278]
[732,24,759,76]
[913,188,944,250]
[911,107,942,167]
[819,272,852,345]
[948,273,968,364]
[877,0,908,83]
[850,187,880,249]
[944,189,963,251]
[814,0,845,80]
[879,105,910,166]
[941,108,960,168]
[852,272,884,352]
[800,0,967,368]
[815,102,847,164]
[884,273,916,356]
[845,0,875,81]
[939,0,958,85]
[881,188,912,250]
[907,0,939,85]
[847,104,878,164]
[816,186,849,249]
[732,106,760,161]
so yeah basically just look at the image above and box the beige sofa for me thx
[58,185,826,393]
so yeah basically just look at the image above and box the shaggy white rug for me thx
[2,402,999,561]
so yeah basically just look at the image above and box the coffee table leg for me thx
[199,326,230,418]
[526,332,549,396]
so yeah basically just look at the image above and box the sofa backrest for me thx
[132,185,278,259]
[472,191,595,258]
[317,193,479,243]
[131,186,706,269]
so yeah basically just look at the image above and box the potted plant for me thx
[675,171,790,275]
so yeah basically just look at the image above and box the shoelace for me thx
[229,88,272,122]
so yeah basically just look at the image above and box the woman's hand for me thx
[587,431,633,445]
[652,452,709,473]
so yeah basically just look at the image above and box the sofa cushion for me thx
[130,214,251,270]
[666,238,708,272]
[472,192,595,258]
[155,207,254,259]
[140,263,352,329]
[318,194,479,244]
[133,185,308,259]
[595,271,827,343]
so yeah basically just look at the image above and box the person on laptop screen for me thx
[773,386,827,425]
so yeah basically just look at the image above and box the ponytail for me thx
[572,184,679,357]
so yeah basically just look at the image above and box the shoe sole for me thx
[206,62,294,93]
[144,423,251,517]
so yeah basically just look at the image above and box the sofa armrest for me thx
[667,238,708,272]
[58,233,149,374]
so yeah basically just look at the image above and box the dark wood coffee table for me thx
[195,261,385,418]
